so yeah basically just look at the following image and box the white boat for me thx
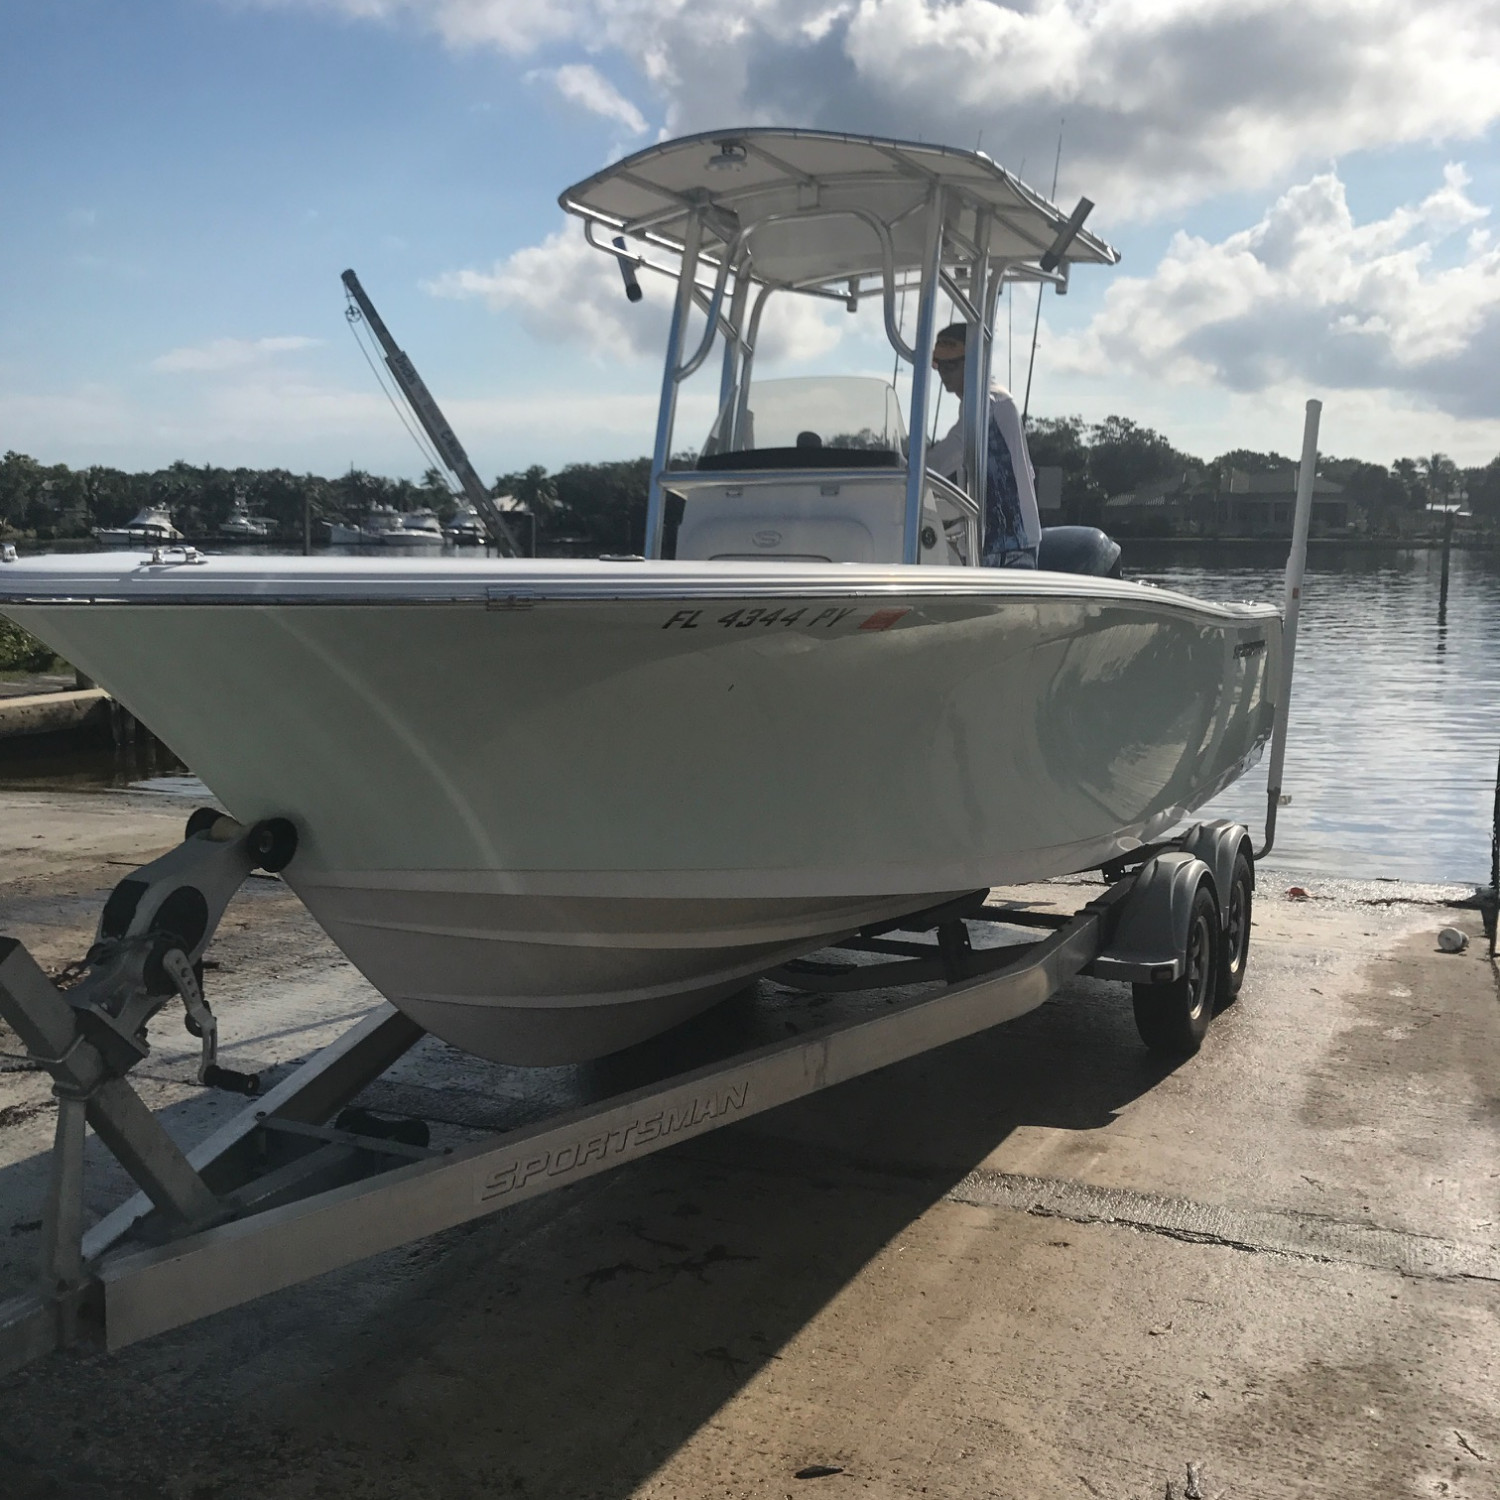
[445,504,486,545]
[381,510,445,546]
[218,499,271,539]
[446,498,535,551]
[92,506,183,548]
[0,130,1281,1066]
[328,503,401,546]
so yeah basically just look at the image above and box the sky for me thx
[3,0,1500,483]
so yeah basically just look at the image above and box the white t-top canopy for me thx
[559,128,1119,289]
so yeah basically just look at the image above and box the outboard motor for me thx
[1037,525,1122,577]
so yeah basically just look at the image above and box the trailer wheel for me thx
[1132,877,1219,1056]
[1216,850,1253,1009]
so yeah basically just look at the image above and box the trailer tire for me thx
[1132,877,1219,1056]
[1216,850,1253,1009]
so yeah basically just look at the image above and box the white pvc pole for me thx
[1259,398,1321,858]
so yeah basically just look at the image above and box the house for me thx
[1103,471,1213,534]
[1103,466,1350,536]
[1219,469,1348,535]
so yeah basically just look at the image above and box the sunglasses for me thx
[932,353,966,369]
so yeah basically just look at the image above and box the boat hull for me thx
[0,558,1280,1063]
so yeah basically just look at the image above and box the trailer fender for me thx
[1089,852,1217,984]
[1177,820,1254,924]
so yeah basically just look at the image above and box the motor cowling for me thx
[1037,525,1122,577]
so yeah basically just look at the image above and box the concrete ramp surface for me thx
[0,788,1495,1499]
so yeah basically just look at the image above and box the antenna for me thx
[1008,155,1025,392]
[1021,123,1064,425]
[1007,281,1014,390]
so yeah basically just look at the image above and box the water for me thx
[0,731,193,794]
[3,542,1497,884]
[1130,542,1500,884]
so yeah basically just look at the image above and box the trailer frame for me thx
[0,816,1251,1378]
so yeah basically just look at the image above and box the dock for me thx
[0,686,111,741]
[0,788,1495,1498]
[0,677,162,752]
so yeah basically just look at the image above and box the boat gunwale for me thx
[0,575,1281,622]
[1,552,1279,615]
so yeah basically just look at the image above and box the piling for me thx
[108,697,137,751]
[1438,508,1454,627]
[1259,397,1320,857]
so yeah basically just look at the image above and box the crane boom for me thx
[341,268,522,556]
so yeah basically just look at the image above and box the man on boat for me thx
[927,324,1039,567]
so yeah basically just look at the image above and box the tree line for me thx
[0,449,654,557]
[3,417,1498,557]
[1025,416,1500,530]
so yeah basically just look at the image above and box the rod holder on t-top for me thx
[1258,398,1321,860]
[612,236,644,302]
[341,269,522,557]
[1039,197,1094,273]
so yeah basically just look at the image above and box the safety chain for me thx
[46,954,96,993]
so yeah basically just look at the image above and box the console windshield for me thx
[702,376,907,460]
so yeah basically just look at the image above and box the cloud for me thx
[531,62,648,133]
[1049,164,1500,419]
[150,335,322,373]
[424,220,844,366]
[0,371,707,474]
[254,0,1500,213]
[425,225,660,360]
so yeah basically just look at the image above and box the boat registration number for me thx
[661,605,909,632]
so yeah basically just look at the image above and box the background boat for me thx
[380,510,444,545]
[93,506,182,548]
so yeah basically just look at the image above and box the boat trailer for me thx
[0,812,1253,1378]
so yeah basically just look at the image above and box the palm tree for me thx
[1417,453,1460,508]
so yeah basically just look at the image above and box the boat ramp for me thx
[0,787,1494,1498]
